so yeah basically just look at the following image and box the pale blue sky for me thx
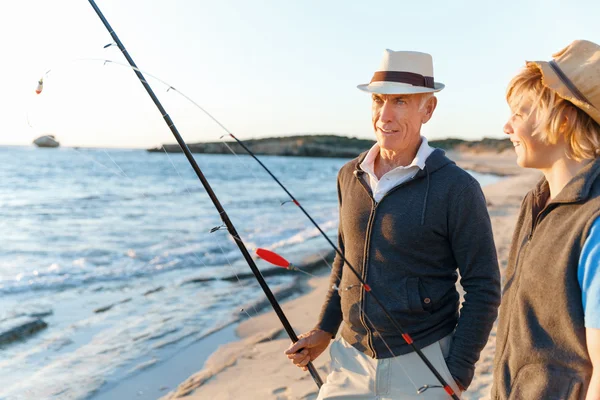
[0,0,598,148]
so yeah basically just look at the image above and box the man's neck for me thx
[374,139,422,179]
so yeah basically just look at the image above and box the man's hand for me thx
[284,329,332,371]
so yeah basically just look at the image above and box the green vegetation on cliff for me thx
[148,134,511,158]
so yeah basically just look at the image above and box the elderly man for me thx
[285,49,501,399]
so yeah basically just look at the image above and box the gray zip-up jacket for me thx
[316,149,501,389]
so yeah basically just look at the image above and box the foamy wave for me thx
[267,219,338,250]
[0,251,225,295]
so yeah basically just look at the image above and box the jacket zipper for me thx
[354,172,376,356]
[529,202,556,239]
[354,172,422,358]
[361,203,378,357]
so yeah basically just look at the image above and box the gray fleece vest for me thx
[316,149,500,388]
[492,158,600,400]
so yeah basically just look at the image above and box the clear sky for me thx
[0,0,598,148]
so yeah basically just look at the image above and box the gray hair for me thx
[419,93,435,111]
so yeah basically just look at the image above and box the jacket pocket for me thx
[508,364,585,400]
[406,277,431,314]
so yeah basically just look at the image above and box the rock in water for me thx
[0,317,48,345]
[33,135,60,148]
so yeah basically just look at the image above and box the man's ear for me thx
[422,96,438,124]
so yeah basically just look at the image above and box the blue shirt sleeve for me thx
[578,216,600,329]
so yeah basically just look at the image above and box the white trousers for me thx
[317,335,463,399]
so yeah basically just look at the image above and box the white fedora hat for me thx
[358,49,445,95]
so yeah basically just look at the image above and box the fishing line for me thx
[72,147,128,179]
[27,58,119,132]
[157,134,303,354]
[101,150,129,178]
[88,149,259,288]
[70,147,279,351]
[162,146,270,322]
[70,147,241,287]
[27,58,289,208]
[216,140,274,192]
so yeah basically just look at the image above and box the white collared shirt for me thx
[359,136,434,202]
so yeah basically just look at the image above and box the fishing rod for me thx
[86,0,324,389]
[81,6,458,396]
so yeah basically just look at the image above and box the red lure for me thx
[255,248,297,271]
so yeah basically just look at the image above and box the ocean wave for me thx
[267,219,338,250]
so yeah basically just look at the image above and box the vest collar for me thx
[533,157,600,204]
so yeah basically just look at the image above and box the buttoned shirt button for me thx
[424,298,431,304]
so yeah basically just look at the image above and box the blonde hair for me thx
[506,64,600,161]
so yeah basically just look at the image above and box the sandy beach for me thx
[160,151,542,400]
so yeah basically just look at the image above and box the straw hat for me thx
[527,40,600,125]
[357,49,445,95]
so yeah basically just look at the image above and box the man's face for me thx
[371,93,435,152]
